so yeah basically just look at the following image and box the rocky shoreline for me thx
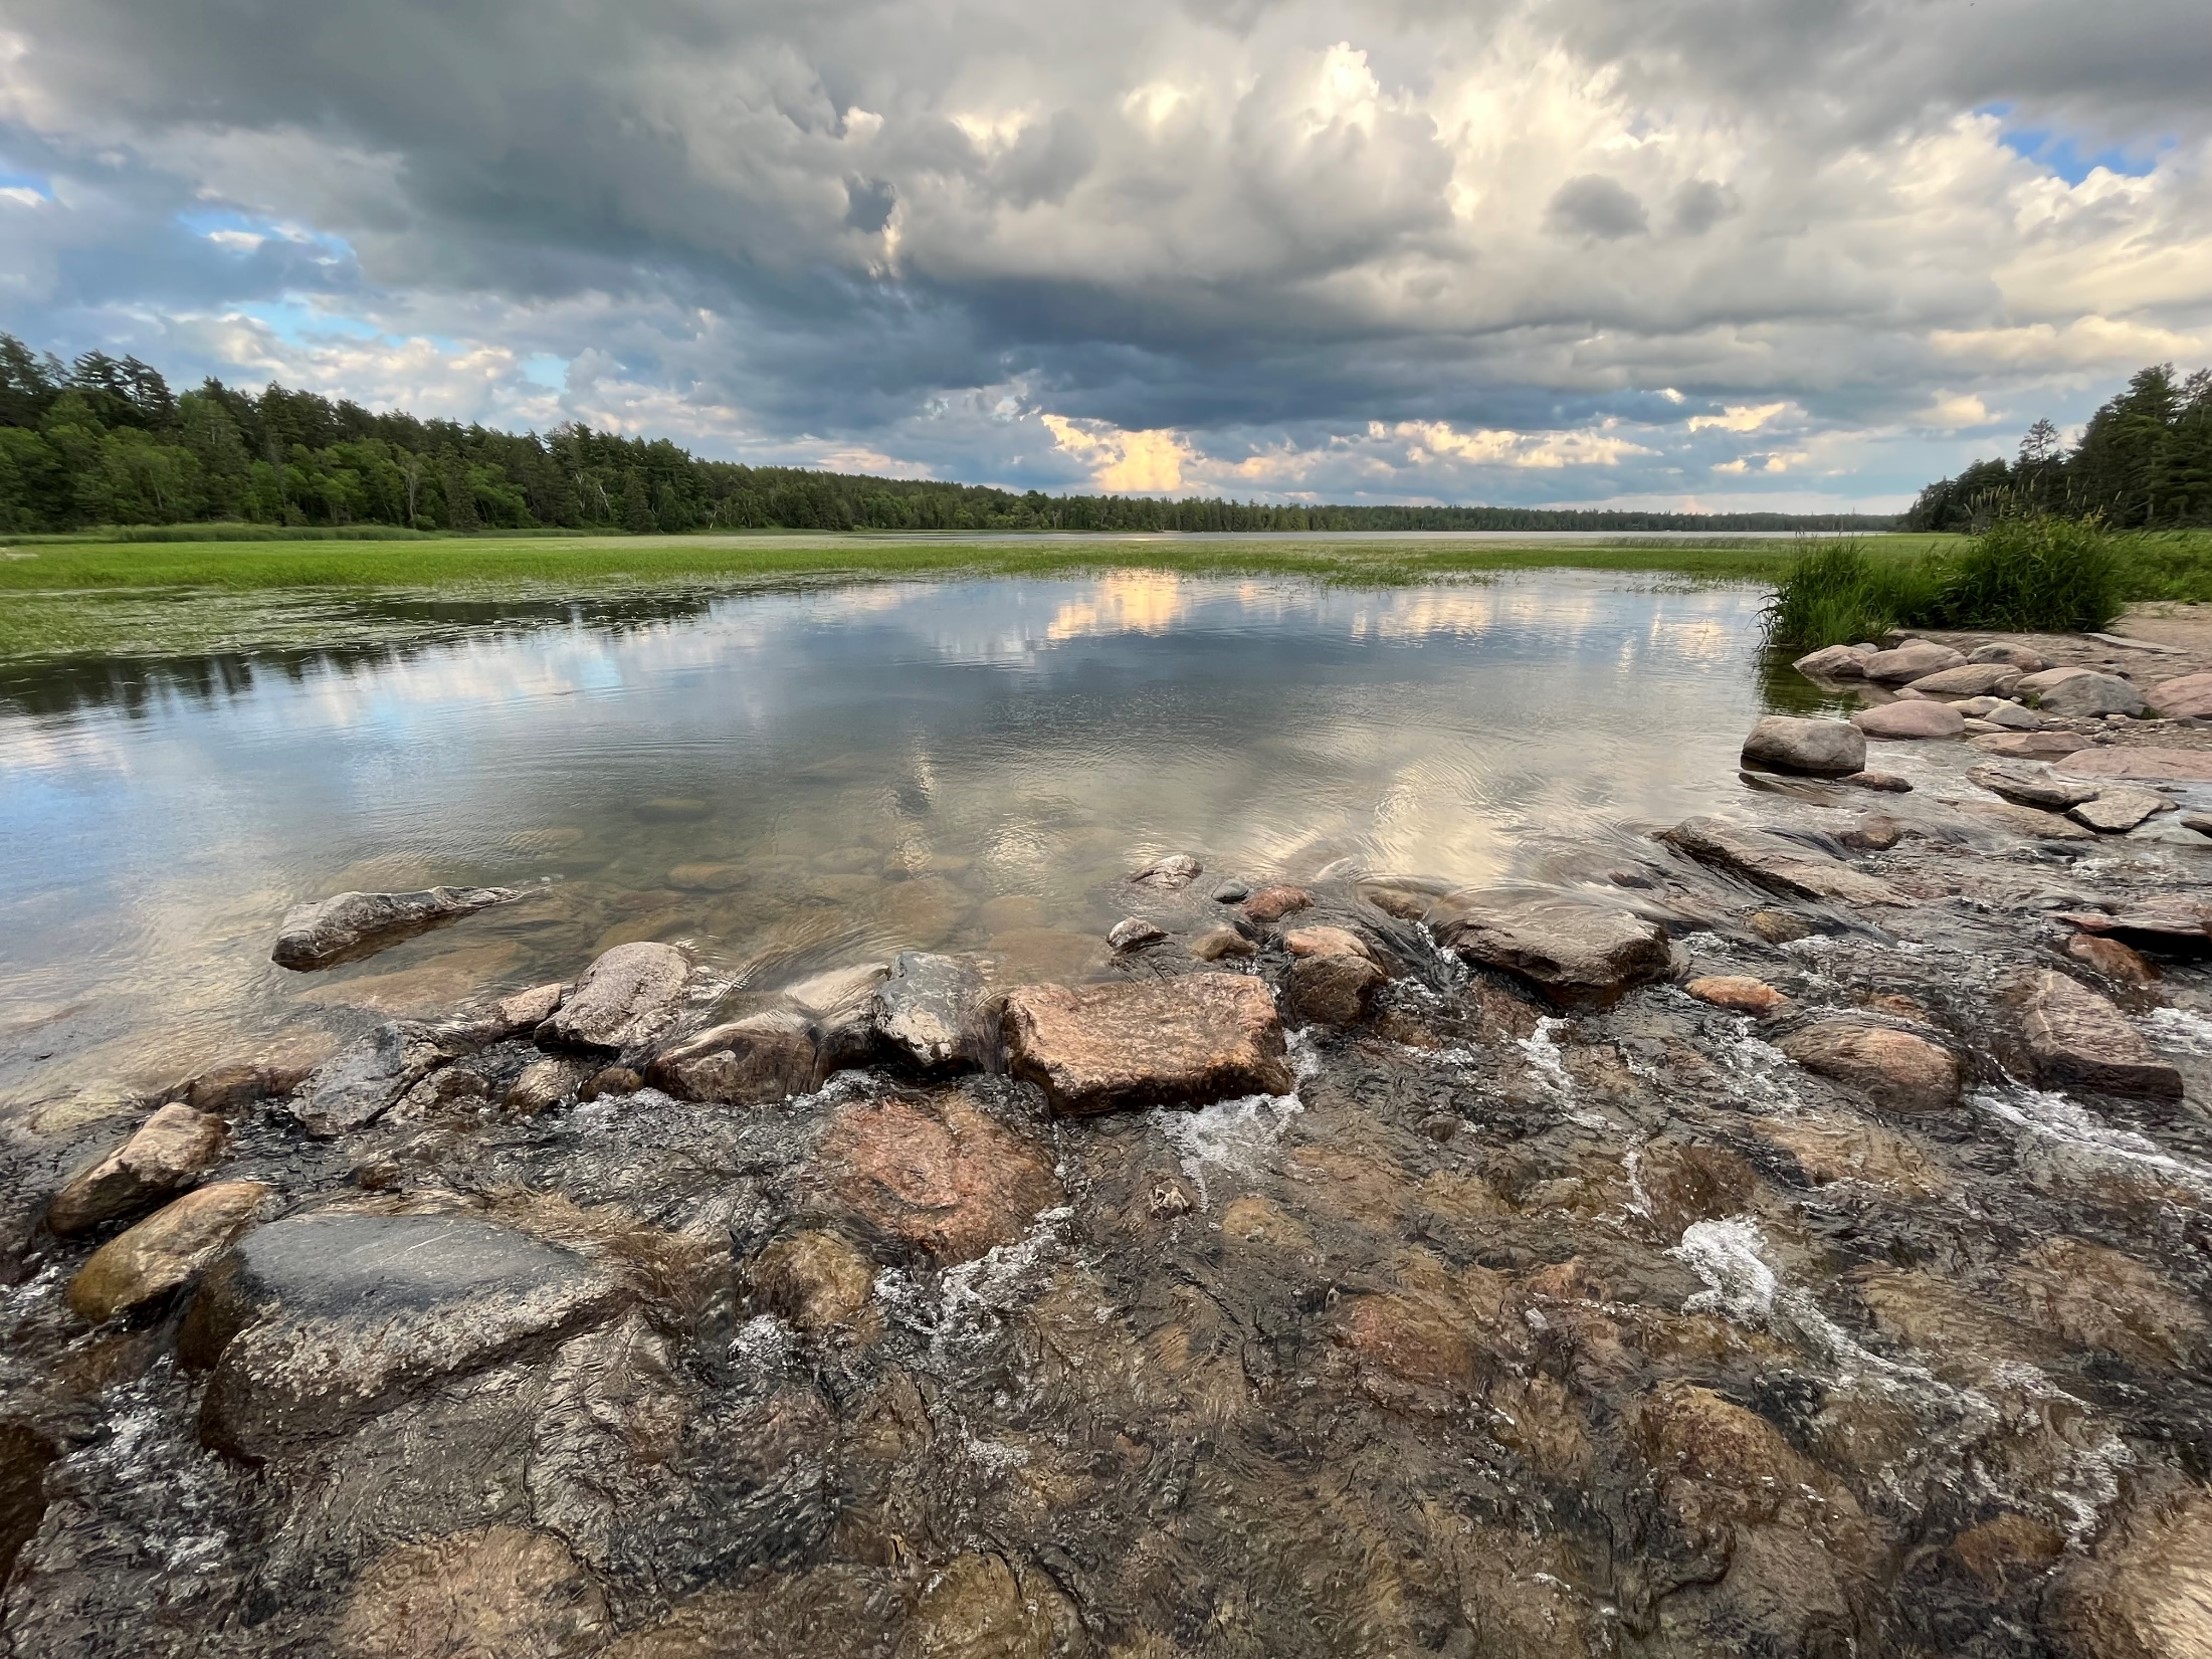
[4,624,2212,1657]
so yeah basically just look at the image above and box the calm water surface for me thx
[0,570,1777,1101]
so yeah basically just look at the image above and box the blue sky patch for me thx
[1996,121,2167,184]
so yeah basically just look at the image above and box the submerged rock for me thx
[872,951,991,1071]
[504,1056,597,1115]
[1778,1021,1962,1112]
[167,1059,315,1114]
[1685,975,1789,1016]
[2057,897,2212,953]
[2067,933,2158,985]
[745,1229,876,1331]
[271,886,519,971]
[817,1095,1060,1261]
[647,1010,818,1105]
[2020,971,2183,1099]
[46,1102,227,1236]
[780,961,892,1076]
[1740,716,1866,778]
[67,1180,273,1323]
[332,1524,609,1659]
[536,941,689,1053]
[1189,925,1257,961]
[1862,640,1966,684]
[1429,892,1671,1007]
[1001,973,1293,1116]
[1662,817,1912,907]
[1130,853,1203,889]
[2046,1484,2212,1659]
[1853,699,1967,740]
[1842,770,1912,793]
[1243,884,1313,923]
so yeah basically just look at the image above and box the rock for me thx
[1685,976,1789,1016]
[1429,893,1672,1007]
[1980,701,2042,730]
[1748,909,1815,944]
[2057,897,2212,952]
[67,1181,273,1323]
[2148,670,2212,720]
[537,941,689,1052]
[781,962,893,1076]
[1968,642,2049,671]
[184,1212,622,1459]
[1740,716,1867,778]
[818,1095,1061,1261]
[0,1422,57,1587]
[504,1056,596,1114]
[1792,644,1871,679]
[647,1010,817,1105]
[746,1230,875,1331]
[1189,926,1257,961]
[1852,700,1967,739]
[1000,973,1293,1116]
[580,1066,642,1101]
[1286,951,1386,1026]
[2070,788,2176,833]
[1662,817,1912,907]
[1130,854,1202,889]
[332,1525,609,1659]
[1955,800,2097,841]
[2021,668,2147,717]
[635,796,710,822]
[2046,1485,2212,1659]
[271,886,519,971]
[480,981,565,1040]
[1107,916,1167,952]
[2020,971,2183,1099]
[1969,762,2100,810]
[1778,1022,1962,1112]
[293,1021,468,1137]
[1862,640,1967,684]
[169,1060,313,1114]
[1841,770,1912,793]
[2185,812,2212,839]
[2009,1236,2208,1370]
[872,951,990,1071]
[1907,662,2023,698]
[1842,813,1902,851]
[46,1103,228,1236]
[2055,746,2212,783]
[1211,881,1251,904]
[899,1552,1075,1659]
[1242,885,1312,923]
[2067,933,2159,984]
[1974,730,2090,758]
[1283,925,1379,963]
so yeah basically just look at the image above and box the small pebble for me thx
[1212,881,1251,904]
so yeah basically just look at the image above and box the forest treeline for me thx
[1907,363,2212,532]
[0,333,1889,536]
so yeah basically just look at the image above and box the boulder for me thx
[818,1095,1061,1261]
[1107,916,1167,952]
[1243,885,1313,923]
[1907,662,2023,698]
[2021,668,2147,717]
[1685,976,1789,1016]
[871,951,990,1071]
[1968,763,2099,811]
[1981,702,2041,730]
[2046,1485,2212,1659]
[2057,897,2212,954]
[2071,788,2175,834]
[1791,644,1871,679]
[537,942,689,1053]
[2067,934,2158,985]
[1852,700,1967,739]
[2185,812,2212,840]
[333,1525,609,1659]
[271,885,519,971]
[1285,951,1386,1026]
[1777,1022,1962,1113]
[2055,746,2212,784]
[1661,817,1912,907]
[2020,971,2183,1099]
[1740,716,1866,778]
[504,1056,596,1115]
[2148,670,2212,720]
[46,1103,228,1236]
[745,1230,876,1331]
[1429,893,1672,1007]
[293,1021,468,1138]
[1000,973,1293,1116]
[1861,640,1967,684]
[1842,813,1902,851]
[184,1212,622,1460]
[1968,642,2049,671]
[1130,854,1203,889]
[1189,926,1257,961]
[1974,731,2090,759]
[1283,925,1381,965]
[67,1181,273,1323]
[647,1010,818,1105]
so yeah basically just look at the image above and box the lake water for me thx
[0,570,1780,1102]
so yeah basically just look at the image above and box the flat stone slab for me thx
[272,886,519,971]
[47,1103,227,1236]
[1000,972,1293,1117]
[1430,893,1672,1007]
[1906,663,2022,698]
[1968,762,2100,811]
[1778,1022,1962,1113]
[2054,747,2212,784]
[2020,971,2183,1099]
[1661,817,1913,908]
[538,941,689,1052]
[2070,789,2175,834]
[2055,897,2212,953]
[1973,731,2089,759]
[185,1212,620,1459]
[1951,801,2096,841]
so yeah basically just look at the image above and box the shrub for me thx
[1932,512,2121,633]
[1762,540,1942,649]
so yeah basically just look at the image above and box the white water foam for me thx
[2143,1005,2212,1057]
[873,1205,1075,1365]
[1150,1093,1305,1208]
[1516,1017,1574,1098]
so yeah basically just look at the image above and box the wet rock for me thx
[2068,933,2159,984]
[1862,640,1967,683]
[647,1010,817,1105]
[67,1180,273,1323]
[185,1212,622,1459]
[1740,716,1866,777]
[505,1056,596,1115]
[1777,1021,1962,1112]
[2055,746,2212,784]
[332,1524,609,1659]
[1242,884,1312,923]
[1106,916,1167,952]
[1970,761,2100,810]
[1975,730,2091,758]
[1748,909,1815,943]
[583,1066,644,1101]
[2020,970,2183,1099]
[1130,853,1202,889]
[1285,950,1386,1026]
[2057,896,2212,953]
[2148,669,2212,720]
[2022,668,2147,717]
[2008,1236,2208,1370]
[2046,1484,2212,1659]
[526,1314,693,1573]
[272,885,520,971]
[1430,892,1671,1007]
[168,1059,315,1114]
[537,941,689,1052]
[1853,699,1967,739]
[1189,925,1257,961]
[46,1103,227,1236]
[1792,643,1871,678]
[872,951,991,1071]
[1911,662,2024,698]
[1842,812,1902,850]
[294,1021,468,1137]
[1284,924,1381,965]
[818,1095,1061,1261]
[782,961,893,1076]
[474,981,566,1041]
[746,1230,876,1331]
[2071,788,2175,833]
[1685,975,1789,1016]
[600,1566,903,1659]
[1662,816,1912,907]
[1842,769,1912,792]
[2183,811,2212,839]
[0,1421,57,1587]
[1956,800,2097,841]
[635,796,710,822]
[1970,641,2050,671]
[1001,973,1293,1116]
[898,1551,1077,1659]
[1756,1114,1950,1196]
[1210,880,1251,904]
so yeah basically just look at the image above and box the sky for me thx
[1,0,2208,513]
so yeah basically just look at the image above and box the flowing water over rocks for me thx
[5,582,2212,1656]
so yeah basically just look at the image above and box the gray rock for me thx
[2055,897,2212,952]
[1740,716,1866,778]
[779,961,892,1076]
[1211,881,1251,904]
[872,951,990,1071]
[2070,788,2176,834]
[1861,641,1967,684]
[537,942,689,1053]
[1660,817,1913,908]
[1979,702,2041,730]
[1906,663,2022,698]
[1792,644,1872,679]
[271,886,519,971]
[2184,812,2212,840]
[1954,800,2097,841]
[1852,700,1967,739]
[1107,916,1168,952]
[504,1056,596,1115]
[2020,971,2183,1099]
[1968,642,2049,671]
[47,1103,228,1236]
[293,1021,469,1138]
[2020,668,2147,717]
[183,1212,621,1459]
[1841,771,1912,793]
[647,1010,818,1105]
[1429,892,1673,1008]
[1968,762,2100,810]
[1131,854,1203,889]
[1190,926,1257,961]
[1973,731,2090,759]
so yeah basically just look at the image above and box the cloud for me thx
[1546,174,1649,240]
